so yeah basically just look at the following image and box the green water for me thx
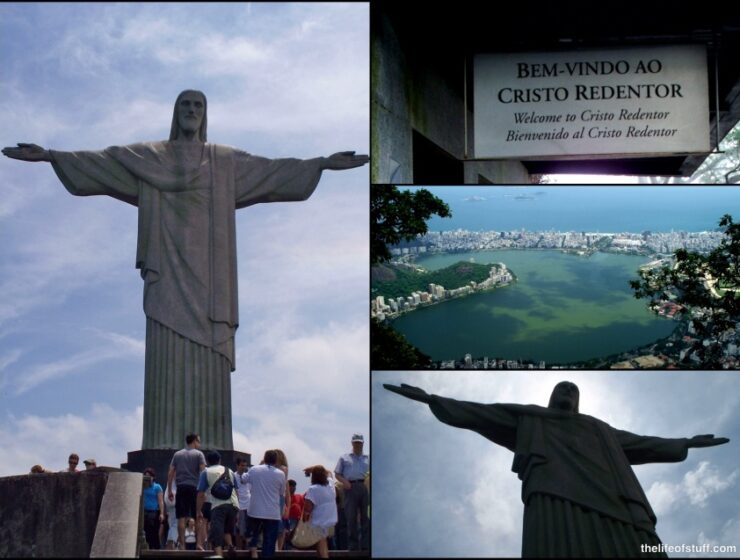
[391,250,676,364]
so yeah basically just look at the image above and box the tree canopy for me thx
[630,214,739,363]
[371,186,451,265]
[371,186,451,368]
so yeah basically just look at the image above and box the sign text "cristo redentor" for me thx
[474,45,709,158]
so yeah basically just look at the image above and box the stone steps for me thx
[140,550,368,558]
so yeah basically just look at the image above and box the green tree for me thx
[371,186,451,264]
[371,186,451,368]
[630,214,740,364]
[371,318,432,368]
[637,124,740,184]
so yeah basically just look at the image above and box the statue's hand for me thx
[687,434,730,448]
[2,143,51,162]
[383,383,432,404]
[324,151,369,170]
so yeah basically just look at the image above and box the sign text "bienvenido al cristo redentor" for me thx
[474,45,709,159]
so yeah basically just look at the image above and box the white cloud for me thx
[233,317,368,415]
[0,197,137,326]
[696,519,740,558]
[0,404,142,477]
[231,314,368,494]
[0,349,23,372]
[12,329,144,395]
[631,460,738,518]
[684,462,738,507]
[469,454,522,551]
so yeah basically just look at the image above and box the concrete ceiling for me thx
[376,3,740,178]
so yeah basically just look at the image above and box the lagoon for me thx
[391,250,676,364]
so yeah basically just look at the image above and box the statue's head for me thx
[548,381,579,413]
[170,89,207,142]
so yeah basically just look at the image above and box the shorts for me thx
[237,509,251,537]
[209,504,238,547]
[175,485,198,520]
[166,505,178,542]
[201,501,212,522]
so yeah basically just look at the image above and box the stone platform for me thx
[0,471,125,558]
[122,449,251,488]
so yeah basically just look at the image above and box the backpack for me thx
[210,467,234,500]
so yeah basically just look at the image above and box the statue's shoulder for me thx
[107,141,167,154]
[498,403,547,414]
[215,143,251,157]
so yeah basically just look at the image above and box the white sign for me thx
[473,45,710,159]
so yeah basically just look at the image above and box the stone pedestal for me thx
[121,449,251,488]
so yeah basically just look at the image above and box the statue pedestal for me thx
[121,449,251,488]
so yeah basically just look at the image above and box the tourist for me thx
[285,479,304,549]
[83,458,97,470]
[302,466,338,558]
[272,449,291,551]
[142,467,165,550]
[163,482,178,549]
[184,518,197,550]
[334,434,369,550]
[63,453,80,473]
[332,482,347,550]
[235,457,251,550]
[245,449,286,558]
[30,464,50,474]
[196,451,239,557]
[167,433,206,550]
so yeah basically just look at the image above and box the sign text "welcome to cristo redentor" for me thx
[474,45,709,159]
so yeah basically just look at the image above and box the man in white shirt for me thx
[235,457,252,550]
[243,450,286,558]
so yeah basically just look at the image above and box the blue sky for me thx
[0,2,368,489]
[373,371,740,557]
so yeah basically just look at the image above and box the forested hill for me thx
[371,261,494,300]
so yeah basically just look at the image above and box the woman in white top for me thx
[302,465,337,559]
[164,482,178,549]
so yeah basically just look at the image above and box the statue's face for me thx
[549,381,579,412]
[177,91,205,136]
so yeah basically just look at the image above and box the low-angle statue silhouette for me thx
[384,381,729,558]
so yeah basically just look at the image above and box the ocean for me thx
[403,186,740,233]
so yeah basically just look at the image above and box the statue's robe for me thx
[49,141,324,449]
[428,394,686,557]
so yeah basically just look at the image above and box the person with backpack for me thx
[196,451,239,556]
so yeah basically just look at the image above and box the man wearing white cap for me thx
[335,434,369,551]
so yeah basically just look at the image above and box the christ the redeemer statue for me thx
[384,381,729,558]
[3,89,368,450]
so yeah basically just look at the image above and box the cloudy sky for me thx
[0,2,368,488]
[373,371,740,557]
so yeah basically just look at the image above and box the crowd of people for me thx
[30,453,98,474]
[26,433,369,557]
[144,432,370,557]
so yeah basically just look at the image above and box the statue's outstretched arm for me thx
[687,434,730,448]
[322,151,369,171]
[383,383,432,404]
[2,143,52,162]
[384,383,518,449]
